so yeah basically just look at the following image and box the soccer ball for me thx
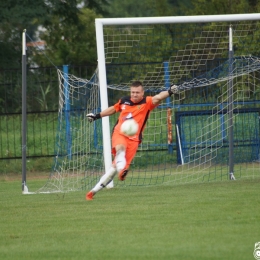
[120,119,139,136]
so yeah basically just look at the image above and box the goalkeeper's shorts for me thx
[111,131,139,170]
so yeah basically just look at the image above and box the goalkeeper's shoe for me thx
[86,191,94,200]
[118,169,128,181]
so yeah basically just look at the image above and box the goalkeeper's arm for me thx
[152,85,179,105]
[86,106,116,122]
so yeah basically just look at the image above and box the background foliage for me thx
[1,0,260,70]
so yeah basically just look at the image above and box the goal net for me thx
[39,14,260,193]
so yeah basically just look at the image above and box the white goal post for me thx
[95,13,260,180]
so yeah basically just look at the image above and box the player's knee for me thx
[115,145,126,153]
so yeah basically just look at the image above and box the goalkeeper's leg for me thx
[86,166,117,200]
[111,134,129,176]
[115,145,126,172]
[117,139,139,181]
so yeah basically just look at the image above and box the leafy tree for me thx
[105,0,156,17]
[81,0,109,15]
[34,8,101,69]
[184,0,259,15]
[0,0,47,68]
[104,0,190,18]
[0,0,81,69]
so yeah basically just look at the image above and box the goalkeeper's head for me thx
[130,81,144,103]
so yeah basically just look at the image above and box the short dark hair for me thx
[131,81,143,87]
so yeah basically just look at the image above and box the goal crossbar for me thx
[96,13,260,178]
[96,13,260,26]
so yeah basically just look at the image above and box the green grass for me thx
[0,158,55,174]
[0,178,260,260]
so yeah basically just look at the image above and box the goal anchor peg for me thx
[22,185,29,194]
[229,173,236,180]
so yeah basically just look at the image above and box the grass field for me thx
[0,177,260,260]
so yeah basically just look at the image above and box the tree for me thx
[81,0,109,15]
[104,0,189,18]
[183,0,259,15]
[0,0,44,68]
[105,0,156,17]
[33,8,101,70]
[0,0,80,69]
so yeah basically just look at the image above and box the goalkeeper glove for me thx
[86,113,101,122]
[168,84,179,96]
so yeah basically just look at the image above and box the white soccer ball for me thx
[120,119,139,136]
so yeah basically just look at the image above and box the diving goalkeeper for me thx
[86,81,178,200]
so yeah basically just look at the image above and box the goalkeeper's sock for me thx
[115,150,126,172]
[92,166,116,193]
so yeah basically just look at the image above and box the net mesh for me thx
[37,19,260,193]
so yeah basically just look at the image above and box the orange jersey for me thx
[112,96,158,143]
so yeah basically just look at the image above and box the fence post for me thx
[22,30,29,193]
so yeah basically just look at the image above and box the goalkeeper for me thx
[86,81,178,200]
